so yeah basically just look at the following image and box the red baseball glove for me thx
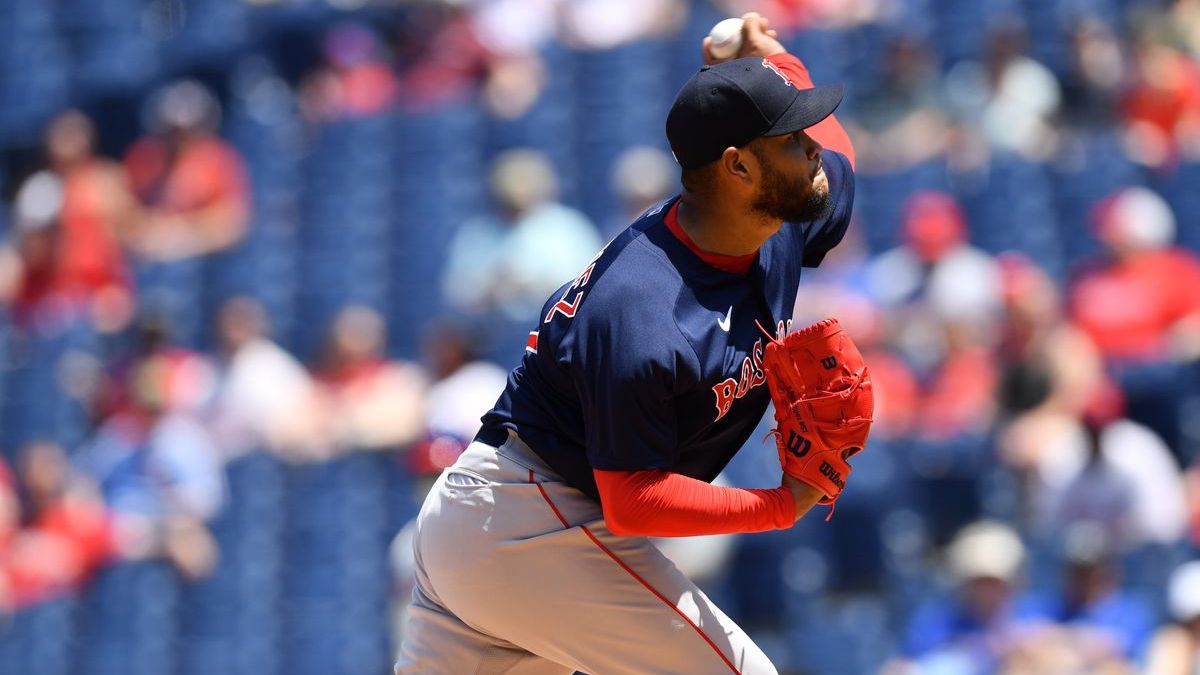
[762,318,873,504]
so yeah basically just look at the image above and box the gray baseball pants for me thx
[395,430,778,674]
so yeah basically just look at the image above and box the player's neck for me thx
[676,194,781,257]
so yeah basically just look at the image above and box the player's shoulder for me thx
[584,199,686,302]
[535,200,693,378]
[565,199,691,336]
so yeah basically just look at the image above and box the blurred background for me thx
[1,0,1200,673]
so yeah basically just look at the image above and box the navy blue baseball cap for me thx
[666,57,844,170]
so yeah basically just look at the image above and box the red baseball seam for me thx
[529,470,741,675]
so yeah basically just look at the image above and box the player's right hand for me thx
[702,12,787,66]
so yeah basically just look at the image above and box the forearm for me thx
[765,53,855,168]
[594,468,800,537]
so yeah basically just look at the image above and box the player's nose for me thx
[805,135,823,160]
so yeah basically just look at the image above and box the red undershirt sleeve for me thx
[593,468,796,537]
[766,53,856,170]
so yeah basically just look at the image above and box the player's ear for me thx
[718,146,753,185]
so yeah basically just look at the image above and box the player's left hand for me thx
[762,318,873,507]
[702,12,787,66]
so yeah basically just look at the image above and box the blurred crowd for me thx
[3,0,1200,674]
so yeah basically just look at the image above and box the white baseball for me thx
[707,18,744,60]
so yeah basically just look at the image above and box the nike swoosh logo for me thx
[717,306,732,332]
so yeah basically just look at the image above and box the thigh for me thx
[495,516,777,675]
[397,568,573,675]
[420,467,777,675]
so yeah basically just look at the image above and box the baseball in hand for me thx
[707,18,744,60]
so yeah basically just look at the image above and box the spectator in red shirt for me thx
[1122,31,1200,167]
[917,325,999,440]
[1,111,136,332]
[298,21,401,123]
[313,305,427,454]
[392,3,492,111]
[0,459,18,611]
[1070,187,1200,362]
[122,80,250,261]
[94,311,217,423]
[1,442,114,609]
[1068,186,1200,459]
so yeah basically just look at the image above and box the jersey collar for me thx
[663,201,757,275]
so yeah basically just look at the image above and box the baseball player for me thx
[398,12,872,674]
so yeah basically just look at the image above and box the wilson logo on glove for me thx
[785,431,812,458]
[760,317,873,515]
[819,461,844,489]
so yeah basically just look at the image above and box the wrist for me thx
[781,474,825,520]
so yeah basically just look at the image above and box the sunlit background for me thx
[1,0,1200,673]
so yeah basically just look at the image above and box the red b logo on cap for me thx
[761,58,794,87]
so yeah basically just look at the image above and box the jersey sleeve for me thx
[800,148,856,268]
[571,305,689,471]
[594,468,795,536]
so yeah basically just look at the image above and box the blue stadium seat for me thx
[903,435,995,547]
[0,1,70,145]
[160,0,250,70]
[391,105,487,358]
[280,453,395,675]
[133,258,207,350]
[0,597,76,675]
[0,318,97,454]
[1051,130,1145,266]
[788,594,894,675]
[824,439,912,592]
[879,507,939,616]
[1019,0,1080,75]
[176,452,285,675]
[485,42,581,205]
[666,0,723,88]
[958,154,1066,279]
[929,0,1023,66]
[855,160,953,252]
[573,39,675,227]
[1152,161,1200,253]
[202,91,303,347]
[73,561,180,675]
[287,113,411,357]
[55,0,156,94]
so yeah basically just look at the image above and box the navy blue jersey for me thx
[481,150,855,501]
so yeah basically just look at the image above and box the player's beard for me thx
[751,155,831,223]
